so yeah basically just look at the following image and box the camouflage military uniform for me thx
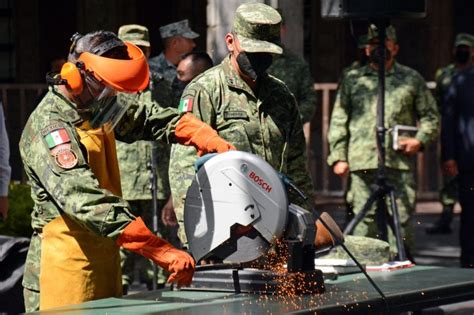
[434,64,458,207]
[116,72,177,288]
[327,62,439,249]
[19,88,182,312]
[149,53,177,84]
[169,56,312,244]
[267,49,317,124]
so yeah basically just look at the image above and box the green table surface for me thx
[30,266,474,314]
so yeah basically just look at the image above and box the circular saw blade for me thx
[184,151,288,263]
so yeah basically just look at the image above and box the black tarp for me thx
[0,235,29,314]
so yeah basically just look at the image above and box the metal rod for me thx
[148,142,159,290]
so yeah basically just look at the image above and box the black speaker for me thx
[321,0,427,19]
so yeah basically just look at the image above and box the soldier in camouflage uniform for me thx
[427,33,474,234]
[327,25,439,254]
[169,3,312,245]
[115,24,178,292]
[19,31,233,311]
[340,34,369,80]
[149,20,199,84]
[267,10,317,142]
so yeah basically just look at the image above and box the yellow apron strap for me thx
[40,125,123,310]
[75,123,123,196]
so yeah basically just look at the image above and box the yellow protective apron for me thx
[40,123,123,310]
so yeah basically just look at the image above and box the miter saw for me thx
[182,151,344,294]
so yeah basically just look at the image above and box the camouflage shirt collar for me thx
[222,55,256,97]
[363,61,401,76]
[50,87,84,125]
[157,52,176,71]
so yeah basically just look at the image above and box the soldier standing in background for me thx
[161,51,214,230]
[149,20,199,85]
[427,33,474,234]
[442,60,474,268]
[169,3,312,246]
[115,24,178,293]
[171,51,214,101]
[340,34,369,79]
[267,10,317,144]
[327,25,439,255]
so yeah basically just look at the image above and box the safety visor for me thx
[88,93,139,134]
[81,70,135,133]
[78,41,150,93]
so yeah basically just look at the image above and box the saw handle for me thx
[194,153,218,171]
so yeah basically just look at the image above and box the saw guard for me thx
[184,151,288,263]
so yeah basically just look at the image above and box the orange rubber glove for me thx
[116,217,195,287]
[175,113,236,156]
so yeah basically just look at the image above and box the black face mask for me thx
[369,46,391,65]
[236,52,273,81]
[455,49,471,65]
[172,77,188,99]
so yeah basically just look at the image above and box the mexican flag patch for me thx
[179,98,194,112]
[44,128,70,149]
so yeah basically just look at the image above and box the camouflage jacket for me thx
[148,53,177,84]
[327,62,439,171]
[434,63,456,110]
[339,60,364,84]
[116,71,174,201]
[267,49,317,123]
[20,88,182,291]
[169,55,312,216]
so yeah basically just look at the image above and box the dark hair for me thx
[181,51,214,72]
[68,30,130,62]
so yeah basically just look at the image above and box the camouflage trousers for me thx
[174,197,187,248]
[439,174,458,207]
[23,287,40,313]
[120,199,180,288]
[346,169,416,253]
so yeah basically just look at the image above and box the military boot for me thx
[426,205,454,234]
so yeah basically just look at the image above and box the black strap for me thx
[90,38,126,56]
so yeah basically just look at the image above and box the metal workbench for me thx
[30,266,474,314]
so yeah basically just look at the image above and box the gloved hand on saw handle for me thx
[314,212,344,251]
[175,113,236,156]
[117,217,195,287]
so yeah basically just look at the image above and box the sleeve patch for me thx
[178,98,194,112]
[50,143,78,169]
[44,128,71,149]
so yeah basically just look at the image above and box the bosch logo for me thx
[249,171,272,193]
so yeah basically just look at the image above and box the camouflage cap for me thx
[233,3,283,54]
[454,33,474,47]
[324,235,392,265]
[159,19,199,39]
[367,24,397,43]
[118,24,150,47]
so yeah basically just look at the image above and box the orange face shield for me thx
[78,41,150,93]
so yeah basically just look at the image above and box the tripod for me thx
[342,19,407,261]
